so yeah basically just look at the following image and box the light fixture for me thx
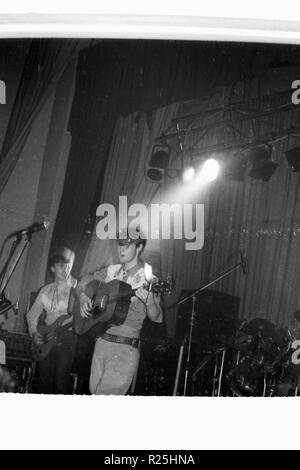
[248,161,278,181]
[182,166,195,183]
[248,146,278,182]
[200,158,220,182]
[146,145,171,183]
[285,147,300,172]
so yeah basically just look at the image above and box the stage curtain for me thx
[51,40,300,334]
[81,84,300,336]
[0,39,80,195]
[159,95,300,332]
[81,102,180,275]
[52,40,280,274]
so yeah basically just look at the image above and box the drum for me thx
[234,329,254,354]
[226,356,264,396]
[240,318,291,364]
[278,328,300,381]
[259,326,291,363]
[229,318,292,396]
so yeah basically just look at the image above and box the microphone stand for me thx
[0,233,32,315]
[171,258,244,396]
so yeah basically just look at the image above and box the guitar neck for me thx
[109,287,138,303]
[99,280,171,307]
[107,284,155,304]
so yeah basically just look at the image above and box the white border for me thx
[1,4,300,451]
[1,394,300,450]
[1,15,300,43]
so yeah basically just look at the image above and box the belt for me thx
[100,333,140,348]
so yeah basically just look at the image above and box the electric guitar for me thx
[31,311,73,362]
[72,277,174,335]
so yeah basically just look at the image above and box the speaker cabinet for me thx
[175,289,240,351]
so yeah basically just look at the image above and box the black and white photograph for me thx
[2,28,300,401]
[3,6,300,452]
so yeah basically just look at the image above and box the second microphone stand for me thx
[0,233,32,316]
[171,257,245,396]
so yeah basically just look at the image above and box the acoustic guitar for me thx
[72,277,174,336]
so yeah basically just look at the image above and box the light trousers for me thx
[89,337,140,395]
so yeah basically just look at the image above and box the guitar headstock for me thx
[149,277,175,295]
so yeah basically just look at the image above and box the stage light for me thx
[248,146,271,164]
[182,166,195,183]
[247,146,278,182]
[146,146,171,183]
[248,161,278,181]
[285,147,300,172]
[201,158,220,182]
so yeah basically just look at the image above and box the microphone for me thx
[7,221,50,239]
[240,250,249,275]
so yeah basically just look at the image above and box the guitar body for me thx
[31,313,72,362]
[73,279,132,335]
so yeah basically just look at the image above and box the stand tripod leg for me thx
[217,348,226,397]
[182,295,197,396]
[172,342,185,396]
[263,373,267,397]
[212,352,219,396]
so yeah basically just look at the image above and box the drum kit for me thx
[224,317,295,396]
[190,316,298,396]
[170,253,300,396]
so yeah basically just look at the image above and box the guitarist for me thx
[77,230,163,395]
[26,247,77,394]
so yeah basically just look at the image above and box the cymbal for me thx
[245,317,276,333]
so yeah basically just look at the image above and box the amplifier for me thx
[0,330,33,361]
[0,330,35,393]
[175,289,240,349]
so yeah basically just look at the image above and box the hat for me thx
[48,247,75,268]
[116,227,147,248]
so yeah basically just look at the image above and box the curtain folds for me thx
[81,103,180,276]
[0,39,80,196]
[82,98,300,336]
[52,40,287,272]
[51,40,300,335]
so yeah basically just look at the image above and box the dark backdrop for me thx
[49,39,300,275]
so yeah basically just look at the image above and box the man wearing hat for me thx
[77,229,163,395]
[26,247,77,394]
